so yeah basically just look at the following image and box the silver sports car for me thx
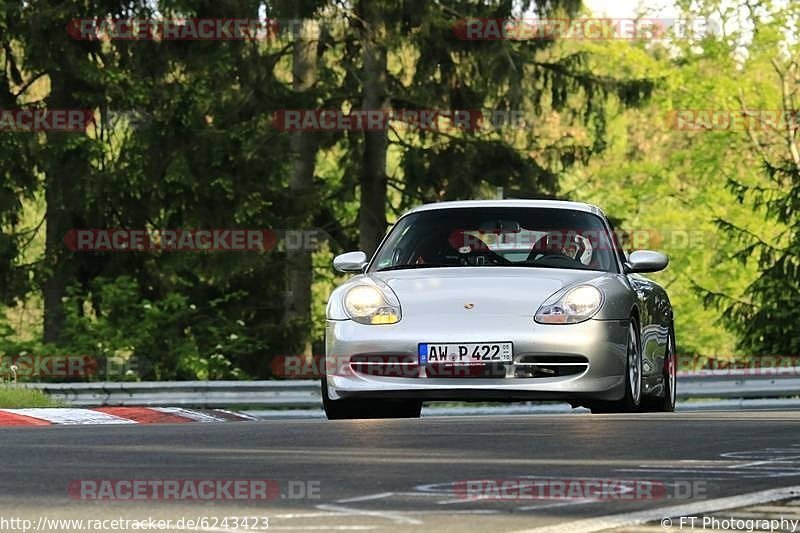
[323,200,676,419]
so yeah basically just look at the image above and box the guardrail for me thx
[16,368,800,408]
[677,368,800,399]
[22,380,322,408]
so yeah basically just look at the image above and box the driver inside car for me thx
[527,232,584,263]
[414,230,497,265]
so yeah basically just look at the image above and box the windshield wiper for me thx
[376,263,453,272]
[519,263,603,272]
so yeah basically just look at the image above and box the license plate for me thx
[418,342,513,364]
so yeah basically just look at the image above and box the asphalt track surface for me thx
[2,410,800,532]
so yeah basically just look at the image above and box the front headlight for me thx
[534,285,603,324]
[344,284,401,325]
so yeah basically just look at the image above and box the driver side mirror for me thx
[333,251,368,273]
[625,250,669,273]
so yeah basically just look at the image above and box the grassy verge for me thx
[0,386,61,407]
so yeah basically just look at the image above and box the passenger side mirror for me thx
[333,251,368,273]
[625,250,669,273]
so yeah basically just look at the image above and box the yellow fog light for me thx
[370,311,400,325]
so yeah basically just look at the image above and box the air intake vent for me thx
[514,355,589,378]
[350,354,419,377]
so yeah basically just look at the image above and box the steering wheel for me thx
[467,247,512,266]
[530,253,584,267]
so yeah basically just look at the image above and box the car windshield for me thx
[371,207,619,273]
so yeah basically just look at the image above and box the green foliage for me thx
[0,0,796,374]
[0,386,61,407]
[376,1,657,210]
[714,150,800,355]
[563,0,800,357]
[59,276,250,380]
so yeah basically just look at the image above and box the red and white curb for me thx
[0,407,257,426]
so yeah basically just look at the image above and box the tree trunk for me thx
[43,173,69,343]
[284,19,320,356]
[357,0,389,257]
[43,76,82,344]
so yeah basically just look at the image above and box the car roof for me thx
[405,199,606,218]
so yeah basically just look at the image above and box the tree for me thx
[4,0,305,377]
[285,13,323,356]
[355,0,391,255]
[0,4,41,308]
[712,56,800,355]
[563,0,800,358]
[370,2,654,217]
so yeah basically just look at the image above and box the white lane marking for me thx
[511,484,800,533]
[262,527,377,531]
[622,465,800,472]
[3,408,136,425]
[274,510,497,518]
[620,444,800,479]
[191,525,378,533]
[271,512,360,519]
[316,504,422,525]
[721,447,800,460]
[436,494,497,505]
[515,499,597,511]
[435,495,602,507]
[617,467,800,476]
[193,523,378,532]
[337,492,395,503]
[732,455,800,469]
[413,481,452,494]
[425,476,639,506]
[214,408,259,421]
[193,529,261,533]
[151,407,226,422]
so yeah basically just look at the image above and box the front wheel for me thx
[321,376,422,420]
[589,318,643,414]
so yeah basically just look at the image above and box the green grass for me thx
[0,386,61,407]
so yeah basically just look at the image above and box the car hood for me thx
[370,267,609,317]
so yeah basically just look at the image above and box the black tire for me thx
[589,317,643,414]
[321,375,422,420]
[643,325,676,412]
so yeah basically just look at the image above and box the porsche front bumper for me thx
[324,314,630,402]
